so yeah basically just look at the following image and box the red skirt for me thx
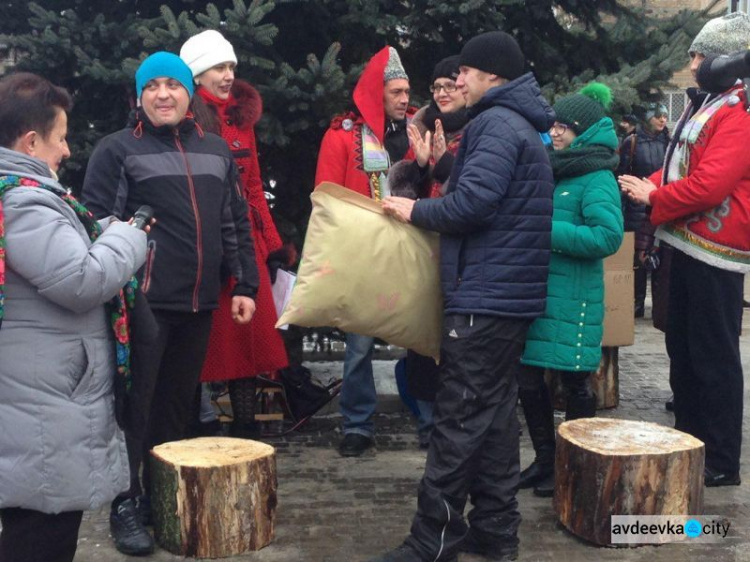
[200,260,289,382]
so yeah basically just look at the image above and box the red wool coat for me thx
[198,81,289,382]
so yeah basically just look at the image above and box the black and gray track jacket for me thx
[82,112,259,312]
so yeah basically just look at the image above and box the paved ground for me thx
[73,305,750,561]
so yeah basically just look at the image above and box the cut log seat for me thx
[150,437,277,558]
[554,418,704,546]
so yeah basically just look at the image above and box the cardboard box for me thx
[602,232,634,347]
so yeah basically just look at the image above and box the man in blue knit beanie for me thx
[81,51,259,557]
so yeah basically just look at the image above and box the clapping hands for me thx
[407,119,448,168]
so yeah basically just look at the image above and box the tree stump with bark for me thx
[545,346,619,410]
[554,418,704,546]
[150,437,277,558]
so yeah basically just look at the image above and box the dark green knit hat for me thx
[553,83,613,135]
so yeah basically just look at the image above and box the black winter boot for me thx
[535,390,594,497]
[532,473,555,498]
[565,393,597,421]
[532,371,595,498]
[228,377,259,439]
[562,371,597,421]
[518,387,556,489]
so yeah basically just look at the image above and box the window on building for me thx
[662,90,688,128]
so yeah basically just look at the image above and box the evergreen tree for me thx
[0,0,720,236]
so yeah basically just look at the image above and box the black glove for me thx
[266,247,290,284]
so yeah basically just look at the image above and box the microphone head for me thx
[134,205,154,221]
[132,205,154,230]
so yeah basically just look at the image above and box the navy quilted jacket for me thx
[411,73,555,317]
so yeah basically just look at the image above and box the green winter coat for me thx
[522,118,624,372]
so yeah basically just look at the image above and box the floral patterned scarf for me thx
[0,175,137,391]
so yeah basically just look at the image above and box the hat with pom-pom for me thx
[553,82,613,135]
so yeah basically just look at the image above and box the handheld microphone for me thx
[696,50,750,93]
[132,205,154,230]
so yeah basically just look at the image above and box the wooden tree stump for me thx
[554,418,704,546]
[150,437,277,558]
[545,346,619,410]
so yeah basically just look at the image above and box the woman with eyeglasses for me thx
[388,55,467,200]
[516,83,623,497]
[387,55,468,448]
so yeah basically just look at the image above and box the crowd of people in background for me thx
[0,10,748,562]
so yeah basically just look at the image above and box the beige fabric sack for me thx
[276,182,442,360]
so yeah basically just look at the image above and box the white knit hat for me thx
[180,30,238,78]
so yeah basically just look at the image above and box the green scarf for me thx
[548,145,619,181]
[0,175,137,391]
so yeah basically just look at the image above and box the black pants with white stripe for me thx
[405,314,530,561]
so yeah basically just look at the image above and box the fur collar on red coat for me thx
[196,79,263,130]
[228,79,263,128]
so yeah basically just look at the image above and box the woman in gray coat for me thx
[0,73,148,562]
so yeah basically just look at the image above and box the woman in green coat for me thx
[518,84,624,497]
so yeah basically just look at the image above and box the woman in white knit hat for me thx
[181,30,290,437]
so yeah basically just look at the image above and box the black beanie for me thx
[431,55,461,83]
[459,31,525,81]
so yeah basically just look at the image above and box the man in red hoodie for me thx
[315,46,412,457]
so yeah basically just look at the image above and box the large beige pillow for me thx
[276,182,442,359]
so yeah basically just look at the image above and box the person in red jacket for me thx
[620,12,750,488]
[315,45,413,457]
[181,30,290,437]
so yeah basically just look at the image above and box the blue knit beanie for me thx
[135,52,194,100]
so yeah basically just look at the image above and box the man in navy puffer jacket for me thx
[376,31,554,562]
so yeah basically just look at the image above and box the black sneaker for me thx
[338,433,374,457]
[110,498,155,556]
[460,529,518,561]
